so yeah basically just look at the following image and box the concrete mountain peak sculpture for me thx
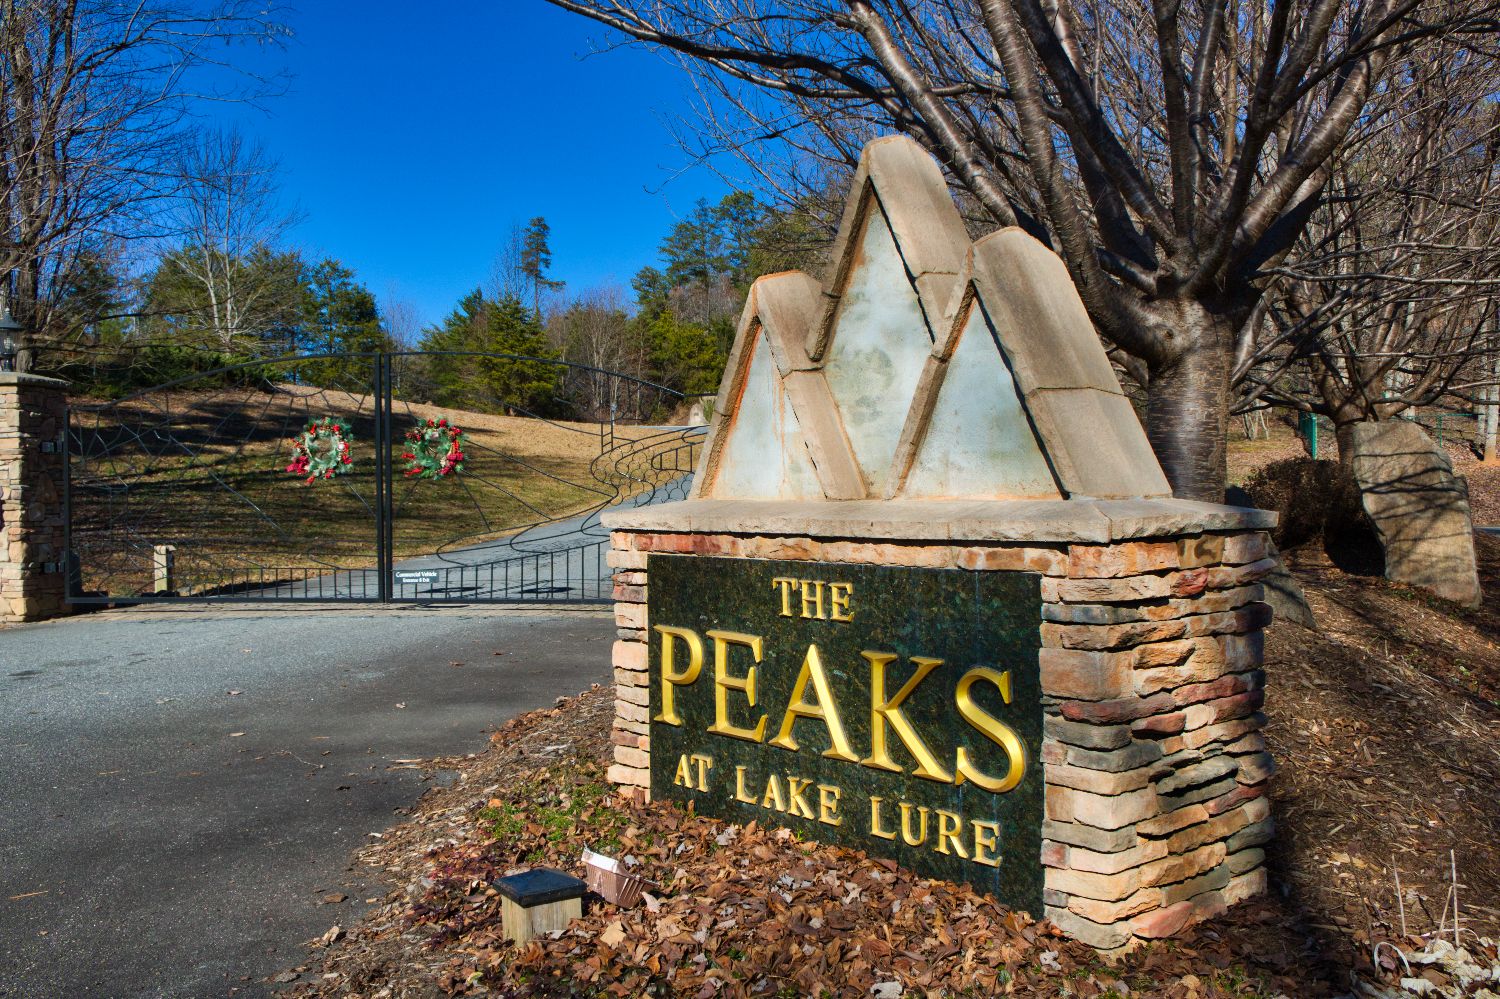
[693,134,1171,504]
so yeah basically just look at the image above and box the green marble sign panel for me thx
[647,554,1044,913]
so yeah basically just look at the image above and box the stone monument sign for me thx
[604,136,1277,954]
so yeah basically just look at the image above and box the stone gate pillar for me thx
[602,136,1278,956]
[0,372,70,625]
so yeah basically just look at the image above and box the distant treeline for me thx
[53,193,833,423]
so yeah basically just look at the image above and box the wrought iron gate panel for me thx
[67,351,704,605]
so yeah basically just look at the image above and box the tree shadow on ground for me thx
[1260,533,1500,978]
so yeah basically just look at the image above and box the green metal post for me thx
[1298,411,1318,459]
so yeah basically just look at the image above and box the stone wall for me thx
[0,373,70,625]
[606,527,1274,955]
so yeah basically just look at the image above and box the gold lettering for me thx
[899,803,930,846]
[771,577,798,617]
[705,630,768,742]
[734,766,756,804]
[933,809,968,858]
[954,667,1027,793]
[817,784,843,826]
[673,754,694,788]
[829,583,854,622]
[971,819,1001,868]
[785,776,815,819]
[860,652,953,782]
[799,579,825,619]
[768,644,857,761]
[760,773,786,812]
[690,753,714,791]
[869,796,896,840]
[653,625,704,725]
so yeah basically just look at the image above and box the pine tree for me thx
[519,217,565,317]
[640,308,726,397]
[658,192,766,291]
[420,290,560,414]
[298,259,390,386]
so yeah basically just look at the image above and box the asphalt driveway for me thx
[0,605,614,998]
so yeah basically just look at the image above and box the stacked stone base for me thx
[0,374,69,625]
[606,526,1274,955]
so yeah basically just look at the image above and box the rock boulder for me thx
[1347,421,1481,607]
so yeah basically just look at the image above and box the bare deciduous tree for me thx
[0,0,286,368]
[550,286,648,418]
[548,0,1499,500]
[147,129,303,352]
[1235,35,1500,461]
[381,295,424,351]
[489,223,530,304]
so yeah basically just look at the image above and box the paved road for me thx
[0,605,613,998]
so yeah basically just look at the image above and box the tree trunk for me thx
[1145,317,1230,503]
[1335,421,1359,468]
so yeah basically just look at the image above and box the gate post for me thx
[0,372,70,625]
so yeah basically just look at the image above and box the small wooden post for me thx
[152,545,176,594]
[494,868,587,946]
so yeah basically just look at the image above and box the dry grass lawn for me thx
[68,382,663,597]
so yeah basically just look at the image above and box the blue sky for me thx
[206,2,738,327]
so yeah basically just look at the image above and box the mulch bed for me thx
[274,537,1500,999]
[1264,535,1500,964]
[276,686,1336,999]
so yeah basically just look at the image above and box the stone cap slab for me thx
[603,498,1275,543]
[811,134,969,362]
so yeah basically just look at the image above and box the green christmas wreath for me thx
[402,418,467,479]
[286,418,354,484]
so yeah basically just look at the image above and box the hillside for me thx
[1236,416,1500,956]
[68,382,665,598]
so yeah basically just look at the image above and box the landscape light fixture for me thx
[0,303,19,373]
[0,268,18,372]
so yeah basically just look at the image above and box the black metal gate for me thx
[66,351,704,605]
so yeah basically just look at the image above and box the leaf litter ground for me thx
[275,537,1500,999]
